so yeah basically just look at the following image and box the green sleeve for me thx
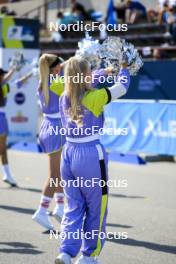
[81,88,109,117]
[50,77,64,96]
[2,83,10,97]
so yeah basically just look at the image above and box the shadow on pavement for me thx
[18,187,42,193]
[0,186,42,193]
[0,242,43,255]
[107,223,133,228]
[0,205,35,215]
[106,236,176,254]
[109,193,145,199]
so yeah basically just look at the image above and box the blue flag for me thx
[107,0,117,25]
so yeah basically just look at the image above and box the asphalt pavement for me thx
[0,150,176,264]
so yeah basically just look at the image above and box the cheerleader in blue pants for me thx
[55,57,130,264]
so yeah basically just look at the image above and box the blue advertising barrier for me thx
[97,61,176,100]
[101,100,176,156]
[124,60,176,100]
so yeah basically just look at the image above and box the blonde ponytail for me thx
[64,56,90,127]
[39,53,58,105]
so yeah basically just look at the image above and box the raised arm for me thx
[108,67,130,101]
[15,72,34,89]
[3,67,16,83]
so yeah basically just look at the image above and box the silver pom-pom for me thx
[76,35,143,75]
[99,37,143,76]
[76,32,101,70]
[9,51,26,71]
[99,37,123,60]
[121,40,143,75]
[99,37,123,74]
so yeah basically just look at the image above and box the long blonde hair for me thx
[39,53,58,105]
[64,56,91,127]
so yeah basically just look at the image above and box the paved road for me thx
[0,150,176,264]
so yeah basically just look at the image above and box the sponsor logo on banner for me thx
[7,26,34,41]
[144,119,176,138]
[101,102,176,155]
[104,118,136,136]
[138,75,161,92]
[11,111,28,123]
[15,92,25,105]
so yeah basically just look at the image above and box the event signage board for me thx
[101,101,176,155]
[124,60,176,100]
[0,17,39,143]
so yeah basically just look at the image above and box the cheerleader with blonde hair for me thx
[32,53,115,231]
[32,54,65,230]
[55,56,130,264]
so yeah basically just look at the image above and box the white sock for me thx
[54,192,64,208]
[38,195,52,213]
[2,164,14,180]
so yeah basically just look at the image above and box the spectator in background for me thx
[158,0,176,7]
[0,6,16,17]
[125,0,147,24]
[115,0,126,22]
[166,5,176,43]
[147,9,159,23]
[51,11,79,42]
[153,48,165,59]
[0,6,9,16]
[57,11,77,26]
[158,2,170,24]
[158,0,168,8]
[71,0,90,21]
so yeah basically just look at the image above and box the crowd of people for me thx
[114,0,176,24]
[53,0,176,27]
[114,0,147,24]
[0,0,176,25]
[49,0,176,45]
[115,0,176,46]
[1,0,176,37]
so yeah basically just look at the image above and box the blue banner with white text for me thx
[124,60,176,100]
[101,101,176,155]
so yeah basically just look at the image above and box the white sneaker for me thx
[53,205,64,223]
[75,255,102,264]
[3,175,17,187]
[32,209,54,230]
[55,253,72,264]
